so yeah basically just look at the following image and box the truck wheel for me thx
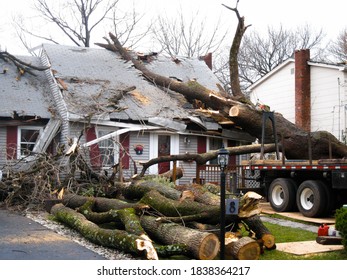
[268,178,297,212]
[296,180,327,217]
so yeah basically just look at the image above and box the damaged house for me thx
[1,44,254,186]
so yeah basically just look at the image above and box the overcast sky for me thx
[0,0,346,55]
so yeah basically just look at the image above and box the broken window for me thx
[97,129,119,167]
[18,127,42,158]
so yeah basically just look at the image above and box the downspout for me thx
[40,48,70,146]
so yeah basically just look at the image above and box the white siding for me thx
[178,135,198,185]
[128,131,150,178]
[249,62,347,141]
[310,67,344,138]
[250,62,296,123]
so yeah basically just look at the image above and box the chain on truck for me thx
[237,111,347,218]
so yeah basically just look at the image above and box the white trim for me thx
[82,128,130,147]
[17,126,43,159]
[149,133,158,175]
[170,134,180,169]
[95,127,120,166]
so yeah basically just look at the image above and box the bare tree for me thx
[214,24,326,91]
[110,4,153,50]
[151,8,229,58]
[328,28,347,63]
[13,0,150,52]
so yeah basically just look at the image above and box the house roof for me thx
[0,55,52,119]
[41,44,221,131]
[247,58,347,91]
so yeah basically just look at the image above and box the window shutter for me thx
[6,126,17,160]
[85,126,101,169]
[119,132,130,169]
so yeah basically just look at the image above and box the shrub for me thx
[335,206,347,250]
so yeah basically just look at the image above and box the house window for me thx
[18,127,42,158]
[97,130,119,167]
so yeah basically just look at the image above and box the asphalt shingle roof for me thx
[0,55,52,119]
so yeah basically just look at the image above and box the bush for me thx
[335,206,347,250]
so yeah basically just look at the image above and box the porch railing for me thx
[194,164,260,193]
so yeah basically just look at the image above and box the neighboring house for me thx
[1,44,254,186]
[0,55,57,172]
[247,49,347,142]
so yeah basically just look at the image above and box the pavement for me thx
[0,208,106,260]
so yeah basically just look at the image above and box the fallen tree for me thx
[95,2,347,160]
[45,175,275,260]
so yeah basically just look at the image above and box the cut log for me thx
[225,236,261,260]
[242,215,275,249]
[62,193,146,212]
[139,189,224,224]
[175,183,220,205]
[140,215,220,260]
[51,203,158,260]
[120,179,182,201]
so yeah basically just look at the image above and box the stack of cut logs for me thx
[49,176,275,260]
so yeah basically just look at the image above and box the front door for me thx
[158,135,170,174]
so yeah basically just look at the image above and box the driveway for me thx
[0,209,106,260]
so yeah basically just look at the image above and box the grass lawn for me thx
[259,220,347,260]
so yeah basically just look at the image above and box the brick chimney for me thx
[295,49,311,132]
[200,53,212,70]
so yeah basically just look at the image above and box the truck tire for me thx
[268,178,297,212]
[296,180,327,217]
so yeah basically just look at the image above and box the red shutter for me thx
[197,136,207,172]
[6,126,17,160]
[85,127,101,169]
[227,140,237,169]
[197,136,206,154]
[119,132,130,169]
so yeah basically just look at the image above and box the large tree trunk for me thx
[140,215,220,260]
[51,203,158,260]
[96,33,347,160]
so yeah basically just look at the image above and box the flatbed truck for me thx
[239,158,347,217]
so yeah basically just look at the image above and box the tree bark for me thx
[242,214,276,249]
[229,104,347,159]
[139,189,223,224]
[121,179,182,201]
[62,193,147,212]
[140,215,220,260]
[51,203,158,260]
[175,183,220,205]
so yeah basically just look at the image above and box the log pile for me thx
[48,177,275,260]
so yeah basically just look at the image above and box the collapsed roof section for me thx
[40,44,253,141]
